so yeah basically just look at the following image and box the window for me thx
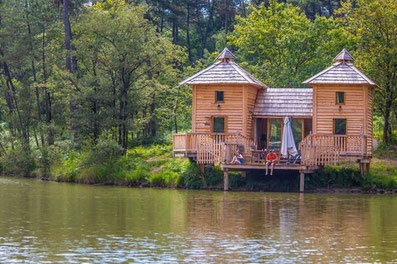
[292,119,303,146]
[268,119,282,149]
[213,117,225,133]
[336,92,344,104]
[334,119,346,135]
[216,91,224,102]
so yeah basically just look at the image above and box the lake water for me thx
[0,177,396,263]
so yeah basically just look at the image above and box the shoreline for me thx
[36,176,397,195]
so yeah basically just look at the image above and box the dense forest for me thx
[0,0,396,177]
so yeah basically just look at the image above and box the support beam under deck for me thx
[300,172,305,193]
[224,169,229,191]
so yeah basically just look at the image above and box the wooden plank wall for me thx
[194,84,244,133]
[313,85,365,135]
[312,84,374,157]
[245,85,260,138]
[367,86,374,156]
[193,84,260,139]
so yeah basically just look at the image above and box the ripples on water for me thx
[0,177,396,263]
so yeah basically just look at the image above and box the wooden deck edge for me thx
[220,164,314,171]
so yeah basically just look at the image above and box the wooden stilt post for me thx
[359,162,364,176]
[199,164,205,173]
[359,160,370,176]
[224,169,229,191]
[299,172,305,193]
[365,163,370,174]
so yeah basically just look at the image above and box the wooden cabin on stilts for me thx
[173,48,378,192]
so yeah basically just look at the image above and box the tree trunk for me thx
[26,5,45,146]
[186,2,192,61]
[63,0,79,141]
[0,45,29,144]
[63,0,72,73]
[200,0,215,58]
[383,92,392,144]
[92,57,99,143]
[240,0,246,17]
[42,20,53,145]
[224,0,229,44]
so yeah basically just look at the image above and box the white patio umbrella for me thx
[281,117,298,157]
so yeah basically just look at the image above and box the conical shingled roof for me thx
[216,47,237,60]
[179,48,267,88]
[302,49,377,86]
[334,48,355,62]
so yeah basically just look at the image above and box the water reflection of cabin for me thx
[173,48,377,191]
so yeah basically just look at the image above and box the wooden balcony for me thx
[300,134,368,166]
[172,132,255,164]
[173,132,368,168]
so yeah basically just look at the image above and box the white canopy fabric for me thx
[281,117,298,157]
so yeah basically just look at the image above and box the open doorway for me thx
[255,118,312,150]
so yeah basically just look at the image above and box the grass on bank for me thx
[0,140,396,191]
[48,141,229,189]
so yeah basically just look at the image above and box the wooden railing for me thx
[300,134,367,166]
[221,135,256,164]
[172,132,255,164]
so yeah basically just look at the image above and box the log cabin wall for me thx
[303,49,377,158]
[245,85,261,139]
[367,86,374,156]
[192,83,260,138]
[312,84,374,156]
[193,84,243,134]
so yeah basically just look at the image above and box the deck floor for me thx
[220,163,318,173]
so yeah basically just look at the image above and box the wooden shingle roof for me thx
[334,48,355,62]
[179,48,267,88]
[253,88,313,117]
[303,49,377,86]
[216,47,237,60]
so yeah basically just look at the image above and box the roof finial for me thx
[216,47,237,62]
[334,49,355,63]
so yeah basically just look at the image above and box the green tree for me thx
[229,0,353,87]
[66,0,185,148]
[336,0,397,144]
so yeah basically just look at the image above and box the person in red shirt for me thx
[265,151,278,176]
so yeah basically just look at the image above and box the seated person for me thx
[265,151,278,176]
[231,152,244,164]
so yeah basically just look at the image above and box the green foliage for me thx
[362,171,397,189]
[150,158,189,187]
[229,0,354,87]
[179,161,203,189]
[336,0,397,144]
[84,140,124,166]
[306,166,363,189]
[0,146,36,177]
[49,144,227,189]
[306,165,397,190]
[124,164,150,186]
[373,145,397,160]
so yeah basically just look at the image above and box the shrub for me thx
[306,166,363,189]
[180,162,203,189]
[84,140,124,166]
[362,172,397,189]
[202,165,223,187]
[0,145,36,177]
[124,164,150,186]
